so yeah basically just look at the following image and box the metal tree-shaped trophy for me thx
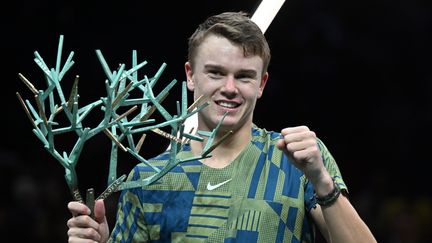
[16,35,232,215]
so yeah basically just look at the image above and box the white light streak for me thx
[251,0,286,33]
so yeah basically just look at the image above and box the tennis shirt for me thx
[110,125,346,242]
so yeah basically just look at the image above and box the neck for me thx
[191,122,252,168]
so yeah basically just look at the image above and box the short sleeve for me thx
[305,138,348,211]
[316,138,347,192]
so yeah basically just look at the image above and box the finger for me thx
[281,125,309,135]
[68,201,91,216]
[285,139,317,153]
[282,130,316,144]
[68,227,101,242]
[291,145,320,162]
[94,199,107,224]
[275,138,286,150]
[67,215,100,230]
[68,236,98,243]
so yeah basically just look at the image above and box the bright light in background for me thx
[251,0,286,33]
[179,0,286,144]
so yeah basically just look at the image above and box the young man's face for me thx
[186,34,268,132]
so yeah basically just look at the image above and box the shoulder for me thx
[315,138,348,192]
[251,124,281,142]
[316,138,336,167]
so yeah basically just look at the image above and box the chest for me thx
[139,155,308,242]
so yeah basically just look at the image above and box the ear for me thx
[257,72,269,98]
[185,62,195,91]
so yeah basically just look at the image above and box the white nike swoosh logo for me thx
[206,179,232,191]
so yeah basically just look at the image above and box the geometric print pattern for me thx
[110,125,346,242]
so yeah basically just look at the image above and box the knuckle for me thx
[81,216,92,225]
[309,130,316,137]
[286,143,294,152]
[66,218,73,228]
[85,228,99,239]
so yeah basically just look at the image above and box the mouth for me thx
[215,100,241,109]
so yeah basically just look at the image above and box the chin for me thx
[217,118,239,129]
[203,109,242,128]
[204,116,233,129]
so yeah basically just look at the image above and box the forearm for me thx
[320,195,376,243]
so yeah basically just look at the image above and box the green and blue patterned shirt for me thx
[110,125,346,242]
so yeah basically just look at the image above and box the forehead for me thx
[196,35,264,71]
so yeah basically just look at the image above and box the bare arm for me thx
[310,193,376,243]
[276,126,376,243]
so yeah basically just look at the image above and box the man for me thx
[67,11,376,242]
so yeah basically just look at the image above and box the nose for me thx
[220,76,238,95]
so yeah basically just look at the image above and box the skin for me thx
[67,34,376,242]
[67,199,109,243]
[185,35,268,168]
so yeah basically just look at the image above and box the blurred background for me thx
[1,0,431,242]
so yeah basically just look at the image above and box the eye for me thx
[236,74,255,83]
[234,70,258,83]
[208,70,224,79]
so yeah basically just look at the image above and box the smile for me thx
[216,100,240,108]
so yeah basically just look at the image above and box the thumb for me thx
[276,137,297,165]
[94,199,107,224]
[275,138,286,151]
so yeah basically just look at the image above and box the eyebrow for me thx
[237,69,258,77]
[204,64,223,71]
[204,64,258,76]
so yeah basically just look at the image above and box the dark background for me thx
[1,0,431,242]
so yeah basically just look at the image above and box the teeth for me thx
[218,101,237,108]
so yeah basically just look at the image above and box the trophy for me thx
[16,35,232,216]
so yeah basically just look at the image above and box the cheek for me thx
[242,85,263,100]
[195,82,218,95]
